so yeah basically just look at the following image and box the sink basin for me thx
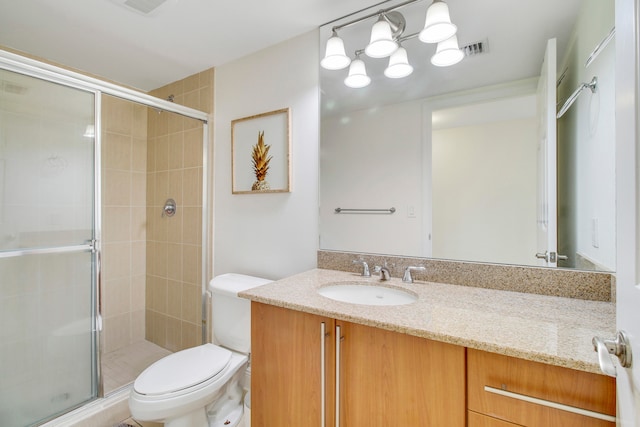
[318,281,418,306]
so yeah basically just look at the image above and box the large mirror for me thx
[319,0,615,271]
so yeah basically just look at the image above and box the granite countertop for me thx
[239,268,616,374]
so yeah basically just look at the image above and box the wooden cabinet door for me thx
[251,302,335,427]
[337,321,466,427]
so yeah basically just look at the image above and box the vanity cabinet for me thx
[467,348,616,427]
[250,302,466,427]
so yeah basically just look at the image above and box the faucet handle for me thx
[352,260,370,277]
[403,266,426,283]
[373,265,391,281]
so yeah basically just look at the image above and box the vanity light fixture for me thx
[419,0,457,44]
[321,0,462,88]
[384,43,414,78]
[364,12,404,58]
[344,51,371,88]
[430,34,464,66]
[320,30,351,70]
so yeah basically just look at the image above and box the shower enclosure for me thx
[0,51,209,426]
[0,67,98,427]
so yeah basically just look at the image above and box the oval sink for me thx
[318,281,417,306]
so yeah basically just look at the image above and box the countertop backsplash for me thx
[317,250,614,302]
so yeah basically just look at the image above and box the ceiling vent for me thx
[461,40,488,57]
[109,0,173,16]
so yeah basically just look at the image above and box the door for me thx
[0,68,98,426]
[536,38,558,267]
[613,0,640,424]
[337,321,466,426]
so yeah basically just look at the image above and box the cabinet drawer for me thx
[468,411,519,427]
[467,349,616,427]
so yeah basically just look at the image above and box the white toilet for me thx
[128,273,271,427]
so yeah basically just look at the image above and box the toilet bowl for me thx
[128,273,271,427]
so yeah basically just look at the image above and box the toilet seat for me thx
[134,344,232,396]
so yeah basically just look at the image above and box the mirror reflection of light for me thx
[83,124,95,138]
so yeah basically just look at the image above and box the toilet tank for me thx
[209,273,271,354]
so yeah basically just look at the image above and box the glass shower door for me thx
[0,68,98,426]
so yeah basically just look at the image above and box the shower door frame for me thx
[0,49,210,404]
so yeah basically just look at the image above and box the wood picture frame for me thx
[231,108,291,194]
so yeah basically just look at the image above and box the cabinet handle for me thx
[335,325,341,427]
[320,322,326,427]
[484,386,616,422]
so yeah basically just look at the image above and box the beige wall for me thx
[101,94,148,354]
[145,69,213,351]
[101,69,213,354]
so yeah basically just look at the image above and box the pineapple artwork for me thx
[251,131,273,191]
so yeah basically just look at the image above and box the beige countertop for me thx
[239,268,616,374]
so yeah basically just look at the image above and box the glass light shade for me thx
[419,0,457,44]
[430,35,464,66]
[321,33,351,70]
[364,17,398,58]
[384,46,413,78]
[344,58,371,88]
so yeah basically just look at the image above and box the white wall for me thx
[432,115,538,265]
[557,0,615,270]
[213,30,319,280]
[320,100,423,256]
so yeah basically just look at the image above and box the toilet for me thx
[128,273,271,427]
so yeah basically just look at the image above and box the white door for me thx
[612,0,640,424]
[536,38,558,267]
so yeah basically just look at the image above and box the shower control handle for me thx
[162,199,177,217]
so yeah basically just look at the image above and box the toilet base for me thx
[208,403,243,427]
[164,407,208,427]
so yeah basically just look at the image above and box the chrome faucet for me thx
[403,266,426,283]
[352,260,370,277]
[374,265,391,281]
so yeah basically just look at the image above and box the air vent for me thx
[109,0,172,16]
[461,40,488,57]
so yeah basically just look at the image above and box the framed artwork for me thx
[231,108,291,194]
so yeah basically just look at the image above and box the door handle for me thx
[335,325,342,427]
[592,330,632,377]
[535,251,568,263]
[320,322,326,427]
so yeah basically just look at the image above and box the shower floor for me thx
[102,340,172,394]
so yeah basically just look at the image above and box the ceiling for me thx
[0,0,387,92]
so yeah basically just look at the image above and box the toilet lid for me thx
[134,343,232,396]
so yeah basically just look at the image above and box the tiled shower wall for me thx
[101,95,148,353]
[101,69,212,354]
[145,69,213,351]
